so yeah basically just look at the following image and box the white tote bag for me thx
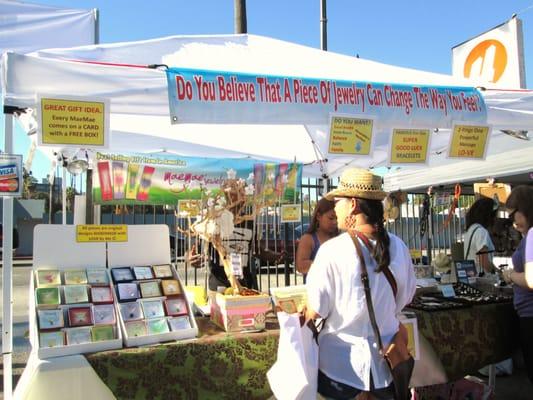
[267,311,319,400]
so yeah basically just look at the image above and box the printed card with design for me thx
[133,266,154,280]
[161,279,181,296]
[93,304,116,325]
[64,285,89,304]
[164,297,189,317]
[91,325,115,342]
[38,309,64,330]
[36,269,61,287]
[64,270,88,285]
[91,286,114,304]
[125,320,147,337]
[147,318,170,335]
[139,281,162,298]
[65,326,92,345]
[120,301,143,321]
[117,283,140,302]
[68,306,93,327]
[35,287,61,307]
[86,269,109,286]
[141,299,165,318]
[111,267,134,283]
[39,331,64,348]
[168,316,191,331]
[152,264,173,279]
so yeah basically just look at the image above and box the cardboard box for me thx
[211,292,272,332]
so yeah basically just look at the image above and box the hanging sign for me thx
[76,225,128,242]
[38,95,109,149]
[280,204,302,223]
[389,128,430,164]
[328,115,374,155]
[92,152,302,206]
[0,154,23,197]
[448,123,490,159]
[166,68,487,127]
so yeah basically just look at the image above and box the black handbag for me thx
[351,231,415,400]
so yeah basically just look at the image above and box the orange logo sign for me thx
[463,39,507,83]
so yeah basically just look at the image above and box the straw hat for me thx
[325,168,387,201]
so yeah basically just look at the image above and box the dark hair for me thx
[465,197,498,230]
[506,185,533,230]
[307,198,335,234]
[357,198,390,272]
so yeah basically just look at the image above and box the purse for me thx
[351,231,415,400]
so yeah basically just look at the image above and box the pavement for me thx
[1,261,532,399]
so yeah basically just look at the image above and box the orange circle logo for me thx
[463,39,507,83]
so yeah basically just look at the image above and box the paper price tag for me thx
[230,253,243,277]
[439,284,456,298]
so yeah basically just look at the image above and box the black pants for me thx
[317,369,394,400]
[519,316,533,384]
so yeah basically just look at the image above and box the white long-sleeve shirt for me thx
[306,232,416,391]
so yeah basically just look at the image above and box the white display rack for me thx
[32,225,122,359]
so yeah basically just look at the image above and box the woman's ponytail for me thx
[357,198,390,272]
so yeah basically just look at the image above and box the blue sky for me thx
[6,0,533,181]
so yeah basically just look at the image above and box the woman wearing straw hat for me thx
[305,168,416,400]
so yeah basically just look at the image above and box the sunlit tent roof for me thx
[2,34,533,177]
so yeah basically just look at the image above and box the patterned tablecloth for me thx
[86,303,517,399]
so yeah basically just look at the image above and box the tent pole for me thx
[2,112,14,400]
[320,0,328,51]
[62,166,67,224]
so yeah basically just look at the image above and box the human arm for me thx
[295,234,314,274]
[476,245,496,273]
[394,238,417,313]
[505,228,533,289]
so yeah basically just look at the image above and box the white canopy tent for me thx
[3,34,533,178]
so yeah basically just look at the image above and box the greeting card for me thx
[64,270,88,285]
[120,302,143,321]
[146,318,170,335]
[168,316,191,331]
[125,320,147,337]
[91,286,114,304]
[161,279,181,296]
[39,331,64,348]
[164,297,188,317]
[36,269,61,287]
[38,309,64,330]
[141,299,165,318]
[93,304,116,325]
[86,269,110,285]
[152,264,173,279]
[65,326,92,345]
[35,287,61,307]
[91,325,115,342]
[68,306,93,326]
[139,281,162,298]
[111,267,134,283]
[117,283,140,302]
[64,285,89,304]
[133,266,154,280]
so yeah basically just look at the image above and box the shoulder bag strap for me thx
[465,225,481,259]
[350,232,385,355]
[352,230,398,298]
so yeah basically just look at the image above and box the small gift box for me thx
[141,299,165,318]
[111,267,134,283]
[86,269,109,285]
[38,309,64,330]
[133,266,154,280]
[139,281,162,298]
[64,270,88,285]
[164,297,189,317]
[168,316,191,331]
[35,287,61,307]
[117,283,140,302]
[64,285,89,304]
[65,326,92,345]
[91,286,114,304]
[161,279,181,296]
[125,320,147,337]
[68,306,93,327]
[120,302,143,321]
[39,331,64,348]
[93,304,116,325]
[152,264,173,279]
[36,269,61,287]
[91,325,115,342]
[147,318,170,335]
